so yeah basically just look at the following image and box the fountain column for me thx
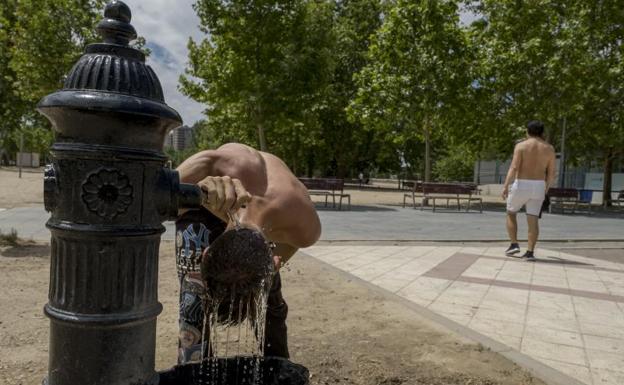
[37,2,201,384]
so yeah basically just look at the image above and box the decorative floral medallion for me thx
[81,168,133,219]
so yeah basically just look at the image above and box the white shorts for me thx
[506,179,546,217]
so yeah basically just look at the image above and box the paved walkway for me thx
[1,205,623,241]
[302,245,624,385]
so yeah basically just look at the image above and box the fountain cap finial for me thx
[96,1,137,45]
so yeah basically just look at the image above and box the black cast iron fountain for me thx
[37,1,309,384]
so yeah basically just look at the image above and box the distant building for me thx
[172,125,194,150]
[164,125,194,150]
[164,131,174,149]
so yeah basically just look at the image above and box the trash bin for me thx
[579,189,593,203]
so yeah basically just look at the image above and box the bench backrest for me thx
[299,177,344,193]
[422,182,473,195]
[547,187,578,198]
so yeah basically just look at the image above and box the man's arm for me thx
[176,150,251,221]
[177,150,218,184]
[502,144,522,199]
[545,147,557,191]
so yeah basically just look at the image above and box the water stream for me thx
[195,273,273,385]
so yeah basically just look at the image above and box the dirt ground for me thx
[0,239,543,385]
[0,168,44,209]
[0,167,508,210]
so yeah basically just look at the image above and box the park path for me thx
[302,245,624,385]
[1,205,623,242]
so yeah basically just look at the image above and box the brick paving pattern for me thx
[303,245,624,385]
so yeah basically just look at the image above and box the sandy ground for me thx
[0,240,543,385]
[0,167,506,210]
[0,168,44,209]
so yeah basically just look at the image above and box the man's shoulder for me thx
[540,141,555,153]
[218,142,257,154]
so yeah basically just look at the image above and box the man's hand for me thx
[198,176,251,220]
[502,185,509,200]
[273,255,282,271]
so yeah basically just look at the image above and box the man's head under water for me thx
[201,225,275,324]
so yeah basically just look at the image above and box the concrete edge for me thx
[297,250,586,385]
[317,239,624,244]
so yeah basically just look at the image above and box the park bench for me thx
[402,181,423,208]
[547,187,591,214]
[403,182,482,212]
[422,183,483,212]
[299,177,351,210]
[616,190,624,208]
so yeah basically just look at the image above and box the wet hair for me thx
[526,120,545,137]
[201,227,274,324]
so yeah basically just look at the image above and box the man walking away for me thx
[502,121,556,260]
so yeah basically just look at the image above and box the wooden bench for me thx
[402,182,423,208]
[547,188,591,214]
[615,190,624,208]
[422,183,482,212]
[403,182,482,212]
[299,178,351,210]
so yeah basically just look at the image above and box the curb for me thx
[317,238,624,244]
[299,250,587,385]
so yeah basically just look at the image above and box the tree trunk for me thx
[424,127,431,182]
[558,117,566,188]
[602,150,614,208]
[257,123,267,152]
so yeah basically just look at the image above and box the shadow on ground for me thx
[532,256,593,266]
[313,203,398,212]
[0,243,50,258]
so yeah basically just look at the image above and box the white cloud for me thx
[124,0,206,125]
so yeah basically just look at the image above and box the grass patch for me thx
[0,228,19,246]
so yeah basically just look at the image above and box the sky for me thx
[125,0,205,126]
[124,0,479,126]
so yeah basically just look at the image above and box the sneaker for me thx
[505,243,521,256]
[522,251,536,261]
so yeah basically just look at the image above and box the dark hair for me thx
[201,227,274,324]
[526,120,545,137]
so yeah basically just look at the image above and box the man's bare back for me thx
[177,143,321,261]
[514,138,556,181]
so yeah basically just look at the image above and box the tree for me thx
[349,0,472,181]
[469,0,624,205]
[0,0,25,156]
[310,0,383,177]
[565,0,624,206]
[181,0,334,159]
[1,0,105,158]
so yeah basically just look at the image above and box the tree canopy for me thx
[0,0,105,159]
[2,0,623,204]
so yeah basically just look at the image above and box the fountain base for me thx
[158,356,309,385]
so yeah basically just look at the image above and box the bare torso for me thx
[177,143,321,260]
[515,138,556,180]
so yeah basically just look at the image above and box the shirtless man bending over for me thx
[502,121,556,260]
[174,143,321,363]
